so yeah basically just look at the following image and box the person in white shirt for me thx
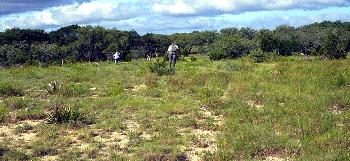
[113,52,120,64]
[167,43,180,68]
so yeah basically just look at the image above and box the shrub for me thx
[149,58,174,76]
[0,82,24,97]
[248,48,267,63]
[46,103,93,125]
[208,36,253,60]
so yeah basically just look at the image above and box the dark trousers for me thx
[169,53,177,68]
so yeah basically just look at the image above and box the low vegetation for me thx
[0,55,349,160]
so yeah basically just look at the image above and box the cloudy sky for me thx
[0,0,350,34]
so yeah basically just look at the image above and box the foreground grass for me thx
[0,56,349,160]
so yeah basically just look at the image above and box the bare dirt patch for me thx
[0,120,43,143]
[131,84,147,92]
[178,106,224,161]
[253,148,287,161]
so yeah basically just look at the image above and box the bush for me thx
[248,48,267,63]
[0,82,24,97]
[149,58,174,76]
[46,103,93,125]
[208,36,253,60]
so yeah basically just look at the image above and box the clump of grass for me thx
[196,87,224,109]
[4,97,31,110]
[0,143,30,160]
[61,83,90,97]
[149,58,175,76]
[145,88,162,98]
[0,105,8,123]
[190,56,197,62]
[145,73,159,88]
[332,73,347,87]
[219,62,243,71]
[14,123,34,134]
[143,150,187,161]
[46,103,93,125]
[31,141,58,157]
[16,108,46,121]
[0,82,24,97]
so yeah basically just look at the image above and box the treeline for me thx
[0,21,350,66]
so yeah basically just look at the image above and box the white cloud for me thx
[0,0,144,29]
[153,0,350,16]
[0,0,349,33]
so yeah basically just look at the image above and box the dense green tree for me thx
[258,29,277,53]
[0,21,349,66]
[0,28,49,45]
[208,36,253,60]
[322,31,347,59]
[274,25,301,56]
[49,25,80,46]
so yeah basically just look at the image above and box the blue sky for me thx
[0,0,350,34]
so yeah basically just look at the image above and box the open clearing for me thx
[0,56,349,160]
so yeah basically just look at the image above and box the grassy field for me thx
[0,56,349,160]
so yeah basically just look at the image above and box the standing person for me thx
[113,51,120,64]
[146,53,151,61]
[167,42,180,68]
